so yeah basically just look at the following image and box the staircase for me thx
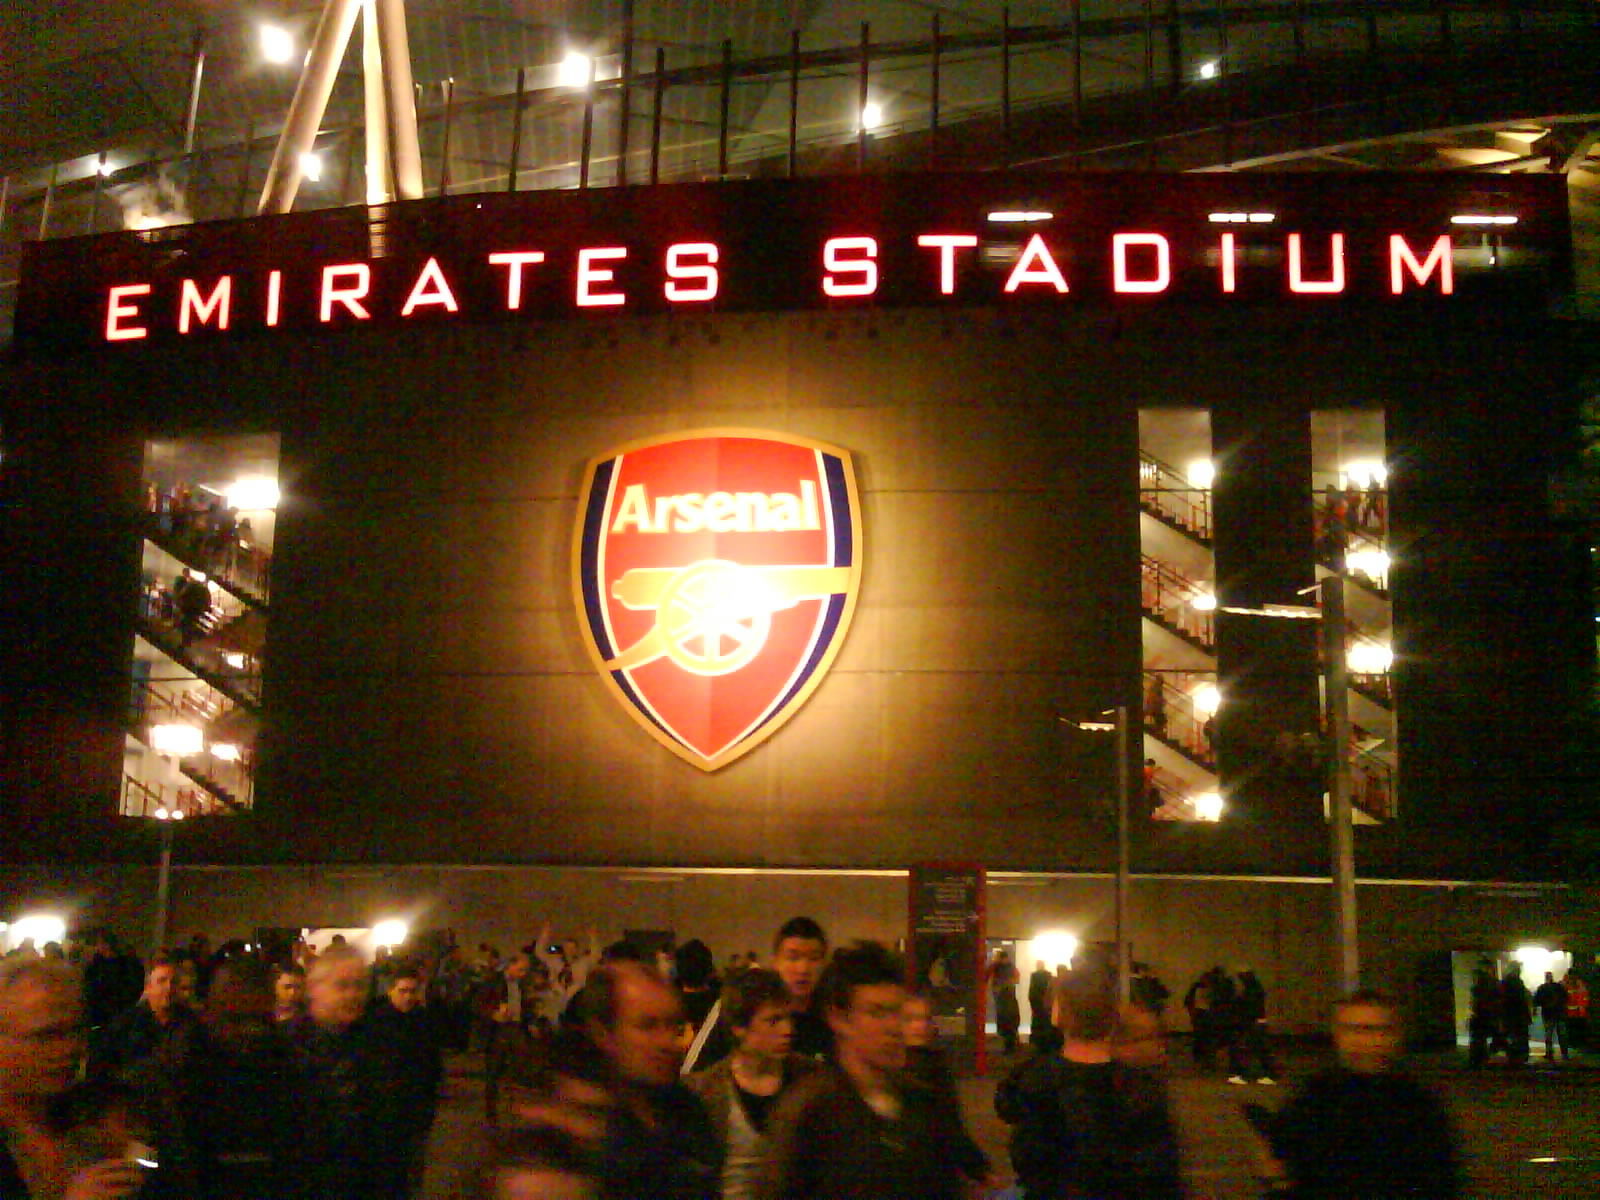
[1142,670,1217,771]
[1140,452,1212,545]
[1141,556,1215,653]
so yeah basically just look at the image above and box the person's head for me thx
[1333,990,1402,1075]
[583,962,685,1088]
[205,956,274,1049]
[174,958,199,1007]
[273,964,306,1012]
[723,967,793,1062]
[819,941,906,1077]
[306,945,368,1029]
[1053,980,1117,1045]
[1545,971,1555,984]
[1112,1002,1165,1069]
[673,939,715,991]
[506,953,531,981]
[772,917,828,1007]
[0,957,84,1103]
[901,991,935,1048]
[143,955,179,1018]
[387,966,424,1013]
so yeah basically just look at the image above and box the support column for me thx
[363,0,393,204]
[258,0,363,214]
[374,0,424,200]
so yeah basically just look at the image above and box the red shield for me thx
[573,429,862,770]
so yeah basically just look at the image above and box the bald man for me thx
[1,956,145,1198]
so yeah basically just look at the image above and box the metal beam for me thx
[258,0,363,214]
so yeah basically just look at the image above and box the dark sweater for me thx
[758,1064,964,1200]
[1270,1067,1460,1199]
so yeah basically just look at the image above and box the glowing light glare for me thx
[298,152,323,183]
[986,210,1053,224]
[7,913,67,950]
[223,652,247,669]
[1341,460,1388,488]
[1451,214,1518,226]
[211,743,241,762]
[1190,591,1217,612]
[1193,791,1225,821]
[557,51,594,88]
[171,810,186,821]
[225,476,280,510]
[97,158,114,177]
[1192,682,1222,714]
[1185,458,1216,489]
[372,919,410,949]
[154,807,170,820]
[1198,59,1219,80]
[1345,549,1392,579]
[1512,945,1562,979]
[859,101,884,131]
[1031,930,1079,968]
[1249,212,1276,223]
[1346,640,1393,675]
[150,723,204,757]
[259,24,296,65]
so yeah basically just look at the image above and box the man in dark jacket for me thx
[91,953,200,1080]
[584,962,722,1200]
[759,942,967,1200]
[1265,990,1460,1199]
[368,961,445,1196]
[996,979,1181,1199]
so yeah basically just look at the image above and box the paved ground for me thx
[423,1039,1600,1198]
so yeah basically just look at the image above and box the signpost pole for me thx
[1115,704,1131,1006]
[1323,573,1360,996]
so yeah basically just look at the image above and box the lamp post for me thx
[1222,570,1360,998]
[1066,706,1133,1005]
[148,722,201,955]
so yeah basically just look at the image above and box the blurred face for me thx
[388,977,423,1013]
[595,969,686,1088]
[735,1001,793,1061]
[1334,1002,1401,1074]
[774,937,827,1006]
[901,995,935,1048]
[829,982,906,1075]
[275,972,305,1009]
[309,958,368,1028]
[0,979,85,1100]
[492,1166,594,1200]
[507,955,531,981]
[144,964,178,1016]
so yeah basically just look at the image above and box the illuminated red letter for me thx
[1288,233,1346,294]
[916,234,979,295]
[265,271,283,327]
[1003,234,1069,293]
[822,237,878,297]
[105,284,151,342]
[488,251,547,310]
[665,242,720,302]
[320,264,372,321]
[577,247,628,307]
[400,257,460,316]
[1389,234,1453,295]
[1219,233,1237,294]
[1112,234,1171,294]
[178,276,233,333]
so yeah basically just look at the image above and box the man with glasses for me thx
[1,956,146,1198]
[1263,990,1460,1199]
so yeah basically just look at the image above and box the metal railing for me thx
[1143,668,1217,768]
[1141,554,1216,649]
[1140,451,1212,541]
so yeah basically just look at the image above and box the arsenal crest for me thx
[572,429,862,770]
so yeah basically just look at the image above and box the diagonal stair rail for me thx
[1140,451,1212,542]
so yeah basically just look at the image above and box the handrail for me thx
[1140,555,1216,649]
[1139,452,1213,541]
[142,508,272,607]
[1143,669,1217,767]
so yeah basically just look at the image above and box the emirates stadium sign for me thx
[573,430,862,770]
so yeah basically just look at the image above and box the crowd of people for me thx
[143,482,269,598]
[1,922,1470,1199]
[1467,959,1589,1067]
